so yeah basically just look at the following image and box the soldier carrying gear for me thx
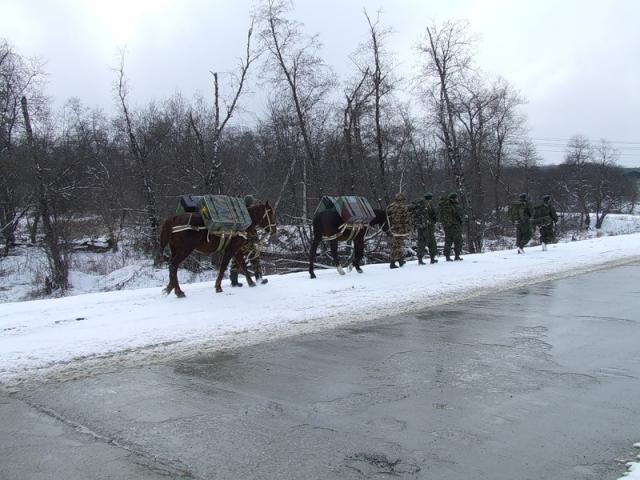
[439,192,465,261]
[387,192,410,269]
[532,194,559,251]
[230,194,267,286]
[510,193,533,254]
[409,192,438,265]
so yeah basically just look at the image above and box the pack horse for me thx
[159,195,276,297]
[309,195,388,279]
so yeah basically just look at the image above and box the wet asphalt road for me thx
[2,262,640,479]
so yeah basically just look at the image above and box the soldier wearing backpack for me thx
[533,194,559,251]
[509,193,533,254]
[409,192,438,265]
[439,192,465,261]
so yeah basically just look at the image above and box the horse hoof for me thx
[356,268,363,274]
[215,287,223,293]
[176,291,185,298]
[310,273,316,279]
[337,266,345,275]
[248,282,256,287]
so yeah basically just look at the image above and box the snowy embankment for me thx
[1,233,640,388]
[620,443,640,480]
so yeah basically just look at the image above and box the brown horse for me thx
[159,201,276,296]
[309,208,388,279]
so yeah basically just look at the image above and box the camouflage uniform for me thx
[387,193,410,267]
[512,194,533,250]
[409,194,438,263]
[439,193,465,260]
[533,196,559,246]
[230,195,265,285]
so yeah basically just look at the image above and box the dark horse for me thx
[309,208,388,279]
[159,202,276,297]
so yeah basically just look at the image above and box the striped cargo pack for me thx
[197,195,252,232]
[315,195,376,224]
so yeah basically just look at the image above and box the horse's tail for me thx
[311,211,324,243]
[159,217,173,254]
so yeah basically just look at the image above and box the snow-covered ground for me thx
[2,229,640,479]
[621,444,640,480]
[1,232,639,390]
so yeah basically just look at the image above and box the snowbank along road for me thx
[1,233,639,388]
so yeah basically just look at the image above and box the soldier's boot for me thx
[418,256,425,265]
[454,255,463,261]
[255,271,268,285]
[445,255,453,262]
[517,247,525,255]
[430,256,438,264]
[230,271,243,287]
[399,259,406,267]
[390,261,399,269]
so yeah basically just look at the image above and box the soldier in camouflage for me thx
[439,192,465,261]
[512,193,533,254]
[533,194,559,251]
[387,192,410,269]
[409,192,438,265]
[230,195,267,286]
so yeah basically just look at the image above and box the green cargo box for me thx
[197,195,252,232]
[315,195,376,224]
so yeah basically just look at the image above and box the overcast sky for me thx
[2,0,639,166]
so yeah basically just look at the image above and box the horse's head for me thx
[371,208,389,233]
[248,201,277,237]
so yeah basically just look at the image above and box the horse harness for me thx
[171,214,248,252]
[322,222,367,242]
[171,208,274,254]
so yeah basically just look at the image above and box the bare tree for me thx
[343,67,373,195]
[564,134,592,228]
[258,0,334,223]
[589,140,624,229]
[514,139,540,194]
[363,9,394,203]
[418,21,477,250]
[188,21,259,192]
[486,78,525,223]
[114,51,160,252]
[21,96,69,292]
[0,40,44,254]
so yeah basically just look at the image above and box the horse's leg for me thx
[163,244,176,295]
[309,236,319,279]
[228,237,255,288]
[214,246,232,293]
[167,247,191,298]
[331,239,344,275]
[234,249,256,288]
[353,233,364,274]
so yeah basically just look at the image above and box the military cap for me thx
[448,192,458,199]
[424,192,433,200]
[519,193,528,200]
[543,194,551,202]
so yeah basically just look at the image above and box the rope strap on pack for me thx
[322,223,367,242]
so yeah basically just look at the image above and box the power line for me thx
[531,137,640,146]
